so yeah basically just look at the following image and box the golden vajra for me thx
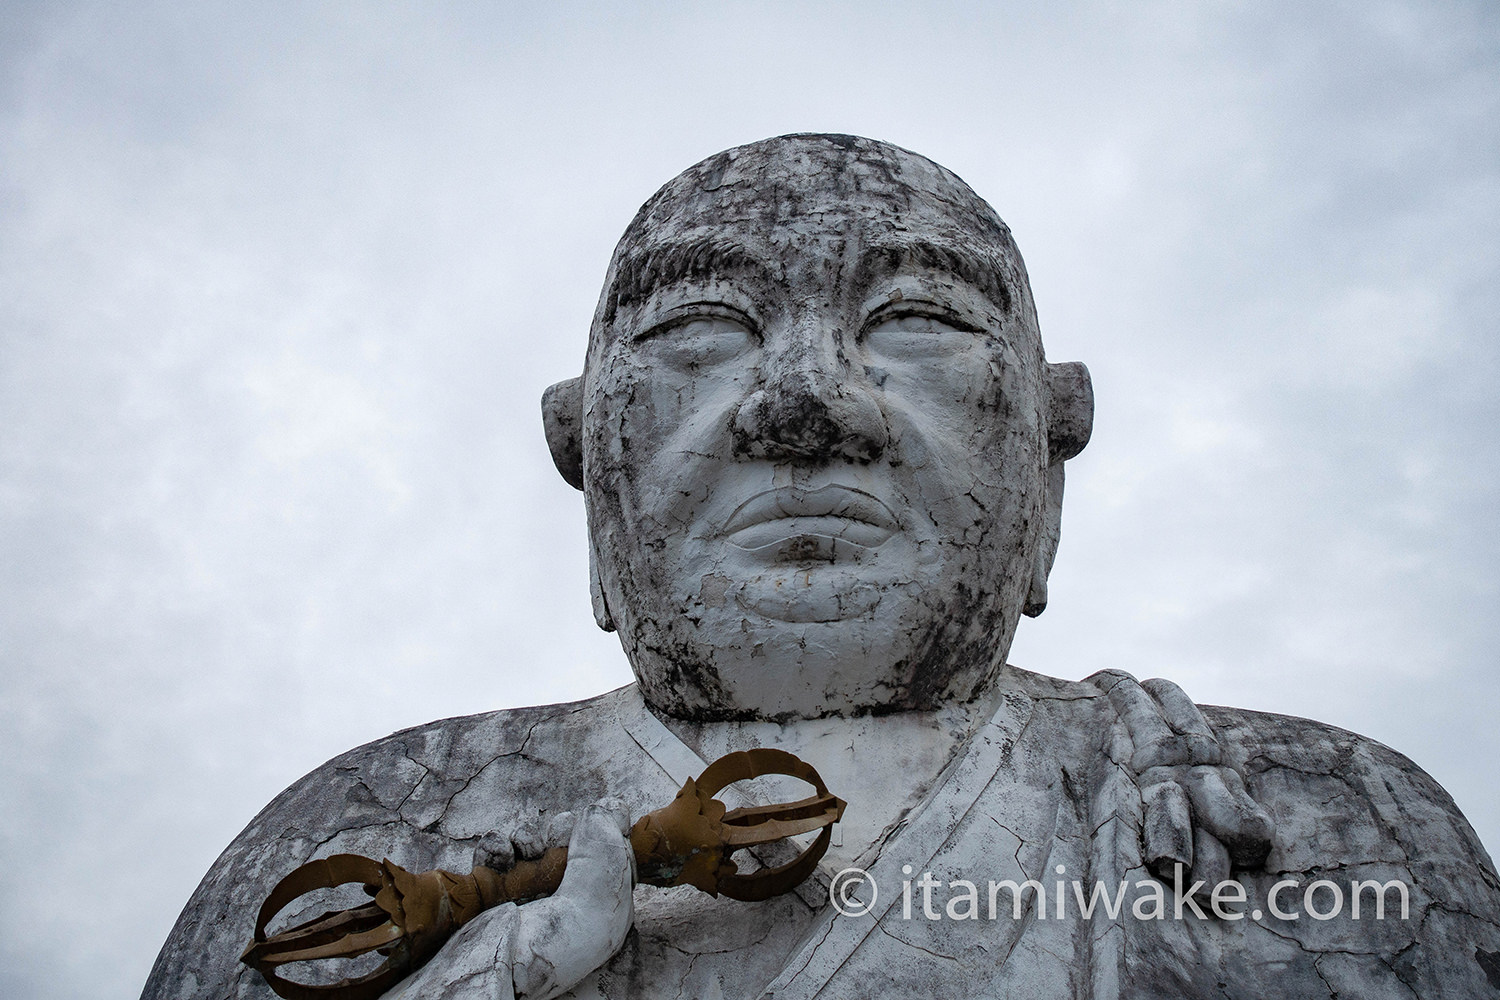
[241,748,845,1000]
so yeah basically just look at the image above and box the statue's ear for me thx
[542,377,585,491]
[1046,361,1093,465]
[1024,361,1093,617]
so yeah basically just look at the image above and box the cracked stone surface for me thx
[145,135,1500,998]
[143,677,1500,998]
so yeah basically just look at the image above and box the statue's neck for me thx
[656,685,1005,871]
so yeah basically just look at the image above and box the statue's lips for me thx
[720,485,898,552]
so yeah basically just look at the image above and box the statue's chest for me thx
[570,692,1112,999]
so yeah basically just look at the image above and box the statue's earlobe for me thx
[542,377,585,491]
[1024,463,1065,617]
[1046,361,1093,465]
[589,540,616,632]
[1025,362,1092,617]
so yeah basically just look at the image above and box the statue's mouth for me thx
[719,485,898,559]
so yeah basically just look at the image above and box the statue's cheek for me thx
[875,346,1030,453]
[600,361,748,465]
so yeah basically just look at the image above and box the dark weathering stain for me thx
[1478,946,1500,990]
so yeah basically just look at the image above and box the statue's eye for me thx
[864,309,980,358]
[637,309,756,367]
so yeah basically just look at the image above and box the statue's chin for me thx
[620,554,1020,719]
[732,569,885,623]
[629,615,978,721]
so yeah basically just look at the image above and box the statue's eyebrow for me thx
[605,236,775,322]
[857,236,1014,314]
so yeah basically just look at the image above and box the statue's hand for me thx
[1088,670,1274,892]
[509,799,635,998]
[390,798,635,1000]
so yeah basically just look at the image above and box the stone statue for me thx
[144,134,1500,999]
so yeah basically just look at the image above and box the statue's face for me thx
[583,137,1049,719]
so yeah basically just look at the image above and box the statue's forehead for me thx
[620,135,1013,252]
[593,135,1035,337]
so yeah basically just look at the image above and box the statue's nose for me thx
[731,364,888,463]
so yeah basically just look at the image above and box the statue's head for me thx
[543,134,1092,720]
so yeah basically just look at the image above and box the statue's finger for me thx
[1089,670,1185,770]
[1191,829,1231,905]
[511,812,550,861]
[1133,734,1222,770]
[474,829,517,872]
[552,800,633,899]
[544,810,576,847]
[1085,668,1137,692]
[1182,766,1274,868]
[1140,677,1215,740]
[1135,677,1222,767]
[510,801,635,999]
[1142,779,1194,882]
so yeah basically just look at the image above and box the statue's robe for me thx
[144,667,1500,999]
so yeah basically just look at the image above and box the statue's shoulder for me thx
[1205,702,1500,948]
[142,684,651,1000]
[1204,702,1496,876]
[247,682,641,854]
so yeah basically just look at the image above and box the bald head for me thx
[626,134,1007,238]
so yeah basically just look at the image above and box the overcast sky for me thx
[2,2,1497,997]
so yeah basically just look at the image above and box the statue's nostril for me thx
[731,374,886,463]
